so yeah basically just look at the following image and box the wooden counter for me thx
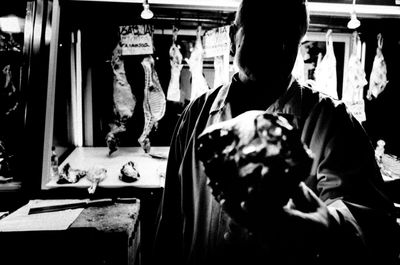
[0,199,141,265]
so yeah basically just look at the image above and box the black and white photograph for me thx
[1,0,400,264]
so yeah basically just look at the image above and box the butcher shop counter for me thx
[0,198,141,265]
[46,146,169,190]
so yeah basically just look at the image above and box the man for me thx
[153,1,399,264]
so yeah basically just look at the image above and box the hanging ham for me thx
[367,33,388,100]
[314,29,338,99]
[106,43,137,155]
[167,26,183,102]
[186,26,209,101]
[139,55,166,153]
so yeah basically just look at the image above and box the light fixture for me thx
[347,0,360,29]
[0,15,24,33]
[141,0,154,20]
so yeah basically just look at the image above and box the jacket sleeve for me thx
[302,98,399,264]
[152,95,209,264]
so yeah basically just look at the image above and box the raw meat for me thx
[185,26,209,101]
[197,111,313,229]
[367,33,388,100]
[139,56,166,153]
[106,43,137,155]
[343,32,367,123]
[314,29,338,99]
[167,27,183,102]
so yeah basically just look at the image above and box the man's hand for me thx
[283,182,336,230]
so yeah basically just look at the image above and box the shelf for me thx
[45,146,169,190]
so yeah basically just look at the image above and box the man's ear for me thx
[229,24,237,56]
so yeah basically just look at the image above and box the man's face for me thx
[232,23,300,85]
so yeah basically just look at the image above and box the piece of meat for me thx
[57,163,86,184]
[106,43,137,155]
[86,165,107,194]
[119,161,140,183]
[314,29,338,99]
[167,29,183,102]
[343,32,367,123]
[139,55,166,153]
[197,111,313,229]
[367,33,388,100]
[185,26,209,101]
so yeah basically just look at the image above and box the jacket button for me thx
[223,231,232,241]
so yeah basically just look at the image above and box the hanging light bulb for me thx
[141,0,154,20]
[347,0,360,29]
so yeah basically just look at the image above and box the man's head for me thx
[231,0,309,84]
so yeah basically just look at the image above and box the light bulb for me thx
[141,3,154,20]
[347,12,360,29]
[0,15,24,33]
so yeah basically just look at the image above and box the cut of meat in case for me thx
[139,55,166,153]
[106,43,137,156]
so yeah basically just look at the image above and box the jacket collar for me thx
[209,73,303,120]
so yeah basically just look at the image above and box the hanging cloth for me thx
[186,25,209,101]
[139,55,166,153]
[167,26,183,102]
[343,31,368,123]
[314,29,338,99]
[367,33,388,100]
[106,42,137,155]
[291,48,306,85]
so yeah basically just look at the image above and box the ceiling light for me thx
[347,0,360,29]
[347,11,360,29]
[141,0,154,20]
[0,15,24,33]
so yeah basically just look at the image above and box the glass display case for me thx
[40,0,236,193]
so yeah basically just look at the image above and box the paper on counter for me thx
[0,199,85,232]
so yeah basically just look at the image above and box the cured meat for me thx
[185,26,209,101]
[106,43,137,155]
[139,55,166,153]
[167,26,183,102]
[367,33,388,100]
[197,111,313,229]
[314,29,338,99]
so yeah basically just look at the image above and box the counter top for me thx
[46,146,168,190]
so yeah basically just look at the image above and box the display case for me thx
[39,0,237,193]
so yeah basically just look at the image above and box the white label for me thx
[120,24,154,55]
[345,100,366,123]
[203,25,230,58]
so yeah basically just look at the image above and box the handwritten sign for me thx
[203,25,230,58]
[119,24,154,55]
